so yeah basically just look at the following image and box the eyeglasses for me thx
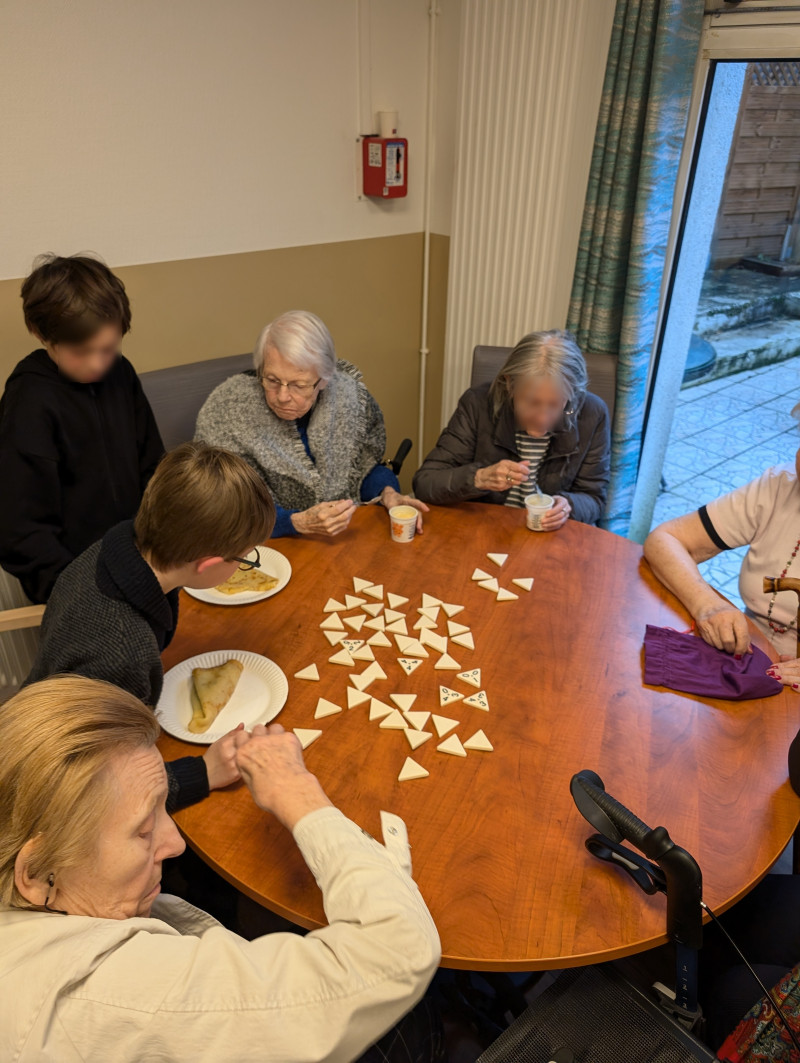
[230,547,262,571]
[261,374,321,396]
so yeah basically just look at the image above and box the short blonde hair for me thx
[253,310,337,382]
[489,330,588,425]
[135,442,276,570]
[0,676,160,910]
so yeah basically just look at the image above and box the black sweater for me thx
[25,521,208,813]
[0,349,164,603]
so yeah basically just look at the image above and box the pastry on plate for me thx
[215,567,280,595]
[188,659,244,733]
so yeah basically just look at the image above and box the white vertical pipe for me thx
[417,2,439,459]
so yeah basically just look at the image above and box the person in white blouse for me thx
[644,440,800,687]
[0,676,441,1063]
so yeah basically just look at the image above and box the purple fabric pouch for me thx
[643,624,783,701]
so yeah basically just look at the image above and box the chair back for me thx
[139,353,253,450]
[471,345,617,420]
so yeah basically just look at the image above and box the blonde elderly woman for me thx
[644,437,800,688]
[195,310,427,538]
[412,330,611,527]
[0,676,442,1063]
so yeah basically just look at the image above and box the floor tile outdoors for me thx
[651,352,800,612]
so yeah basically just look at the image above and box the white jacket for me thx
[0,807,441,1063]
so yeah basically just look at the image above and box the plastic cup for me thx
[524,493,554,531]
[389,505,417,543]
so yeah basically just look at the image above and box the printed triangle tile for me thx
[341,638,364,651]
[464,690,489,710]
[293,663,320,681]
[397,657,423,675]
[439,685,464,706]
[398,757,429,781]
[456,669,481,688]
[431,714,459,737]
[464,729,493,751]
[294,728,322,749]
[437,733,467,757]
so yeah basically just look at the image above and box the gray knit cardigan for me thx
[194,360,387,511]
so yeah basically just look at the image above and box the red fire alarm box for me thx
[362,137,408,198]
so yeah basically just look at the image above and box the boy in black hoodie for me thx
[0,254,164,602]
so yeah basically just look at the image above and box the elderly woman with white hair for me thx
[195,310,426,538]
[0,675,442,1062]
[413,330,611,527]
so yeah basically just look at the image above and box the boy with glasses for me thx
[25,441,276,813]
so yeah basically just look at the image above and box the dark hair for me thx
[21,253,132,345]
[134,442,276,570]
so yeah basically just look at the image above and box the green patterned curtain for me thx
[567,0,704,536]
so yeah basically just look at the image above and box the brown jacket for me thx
[413,383,610,524]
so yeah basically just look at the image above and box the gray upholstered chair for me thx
[471,345,617,420]
[139,352,253,451]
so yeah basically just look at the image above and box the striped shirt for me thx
[505,432,552,507]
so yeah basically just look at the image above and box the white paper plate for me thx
[183,547,292,606]
[156,649,288,744]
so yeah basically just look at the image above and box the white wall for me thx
[0,0,461,280]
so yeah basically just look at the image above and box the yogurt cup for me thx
[389,505,417,543]
[524,493,554,531]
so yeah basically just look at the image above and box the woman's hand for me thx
[203,723,251,791]
[474,460,530,493]
[291,499,356,537]
[379,487,429,532]
[767,655,800,690]
[694,601,752,656]
[539,494,571,531]
[236,723,333,830]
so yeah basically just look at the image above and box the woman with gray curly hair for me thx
[196,310,426,538]
[413,330,610,528]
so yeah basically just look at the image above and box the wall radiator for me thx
[441,0,613,422]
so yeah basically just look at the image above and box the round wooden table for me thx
[159,503,800,971]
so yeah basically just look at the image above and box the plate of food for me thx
[156,649,289,744]
[183,547,292,606]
